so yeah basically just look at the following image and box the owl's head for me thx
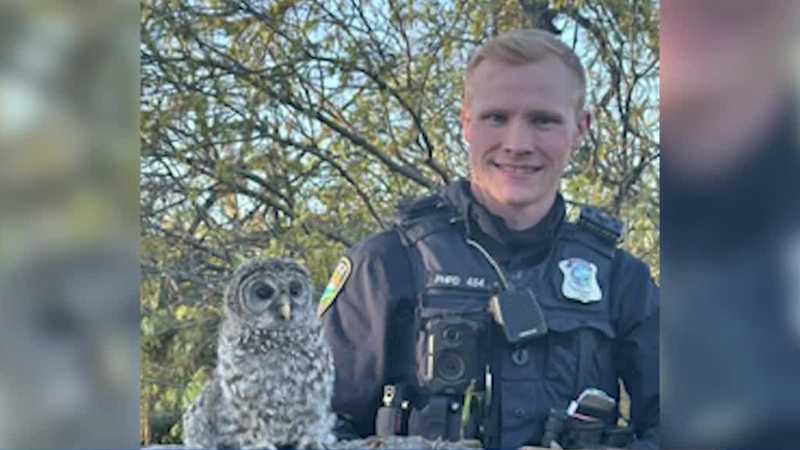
[224,258,315,329]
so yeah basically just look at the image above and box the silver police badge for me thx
[559,257,602,303]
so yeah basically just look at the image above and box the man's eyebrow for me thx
[524,108,563,116]
[523,109,565,121]
[475,106,563,116]
[476,106,511,114]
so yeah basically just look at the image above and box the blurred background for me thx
[661,0,800,447]
[0,0,139,448]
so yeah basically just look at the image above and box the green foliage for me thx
[140,0,658,444]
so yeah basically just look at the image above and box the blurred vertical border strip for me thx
[0,0,140,448]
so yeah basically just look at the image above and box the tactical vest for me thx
[394,194,624,448]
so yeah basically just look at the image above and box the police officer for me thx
[319,29,659,449]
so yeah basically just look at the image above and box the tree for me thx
[140,0,658,443]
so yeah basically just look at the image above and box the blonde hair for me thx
[464,29,587,112]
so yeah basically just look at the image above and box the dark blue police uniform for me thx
[321,180,659,449]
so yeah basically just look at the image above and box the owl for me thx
[182,258,336,449]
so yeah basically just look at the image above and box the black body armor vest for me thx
[393,194,623,448]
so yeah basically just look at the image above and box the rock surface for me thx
[143,435,485,449]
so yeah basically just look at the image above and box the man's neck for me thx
[470,187,555,231]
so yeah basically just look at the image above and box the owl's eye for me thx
[252,281,275,301]
[288,280,304,298]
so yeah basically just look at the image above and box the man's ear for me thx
[574,109,591,149]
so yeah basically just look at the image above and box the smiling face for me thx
[461,57,589,227]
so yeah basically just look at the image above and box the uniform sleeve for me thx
[321,231,415,439]
[611,253,660,449]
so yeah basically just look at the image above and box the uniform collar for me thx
[443,179,566,251]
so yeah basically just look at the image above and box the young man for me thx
[320,29,659,449]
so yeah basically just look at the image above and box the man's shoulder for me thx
[319,229,412,317]
[394,192,452,225]
[562,203,656,281]
[608,247,659,310]
[348,229,406,265]
[612,247,654,277]
[575,204,624,244]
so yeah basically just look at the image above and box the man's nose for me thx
[503,120,534,153]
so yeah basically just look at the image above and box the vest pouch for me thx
[545,315,616,400]
[415,303,491,396]
[406,395,463,441]
[561,416,605,449]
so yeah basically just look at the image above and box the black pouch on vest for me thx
[489,288,548,345]
[407,395,463,441]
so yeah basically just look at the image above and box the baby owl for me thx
[182,258,336,449]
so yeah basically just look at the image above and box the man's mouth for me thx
[491,161,543,174]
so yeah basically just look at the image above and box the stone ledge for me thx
[143,435,484,449]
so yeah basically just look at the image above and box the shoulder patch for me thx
[317,256,352,318]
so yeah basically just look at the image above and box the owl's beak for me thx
[279,301,292,321]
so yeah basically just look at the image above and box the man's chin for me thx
[494,193,544,210]
[472,183,551,210]
[496,192,555,210]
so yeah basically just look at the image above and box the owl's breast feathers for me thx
[217,323,334,407]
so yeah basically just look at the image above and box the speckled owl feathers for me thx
[182,258,336,449]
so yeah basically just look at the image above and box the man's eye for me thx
[483,113,507,125]
[532,116,560,127]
